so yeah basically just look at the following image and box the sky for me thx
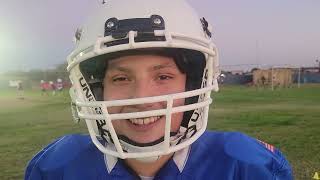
[0,0,319,73]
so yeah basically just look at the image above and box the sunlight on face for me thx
[103,55,186,144]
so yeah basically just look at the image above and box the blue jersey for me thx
[25,131,293,180]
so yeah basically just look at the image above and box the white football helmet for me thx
[67,0,219,161]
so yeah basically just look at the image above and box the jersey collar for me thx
[104,145,191,174]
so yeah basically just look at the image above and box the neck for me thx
[125,154,173,177]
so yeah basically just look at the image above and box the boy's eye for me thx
[158,75,173,80]
[112,76,129,82]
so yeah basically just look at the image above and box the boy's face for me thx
[103,54,186,144]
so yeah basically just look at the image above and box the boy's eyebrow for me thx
[152,63,177,71]
[107,62,177,72]
[107,65,131,73]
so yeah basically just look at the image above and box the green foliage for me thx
[0,84,319,179]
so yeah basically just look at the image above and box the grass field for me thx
[0,84,319,179]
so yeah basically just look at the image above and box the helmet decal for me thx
[200,17,212,38]
[79,77,95,101]
[74,28,83,44]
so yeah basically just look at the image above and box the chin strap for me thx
[99,130,185,161]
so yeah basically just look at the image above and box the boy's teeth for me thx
[129,116,161,125]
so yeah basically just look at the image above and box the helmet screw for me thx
[107,21,115,28]
[153,18,162,25]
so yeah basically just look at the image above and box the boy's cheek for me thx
[107,106,122,114]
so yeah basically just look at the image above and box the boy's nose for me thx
[128,80,160,110]
[131,80,155,99]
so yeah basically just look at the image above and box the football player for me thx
[25,0,293,179]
